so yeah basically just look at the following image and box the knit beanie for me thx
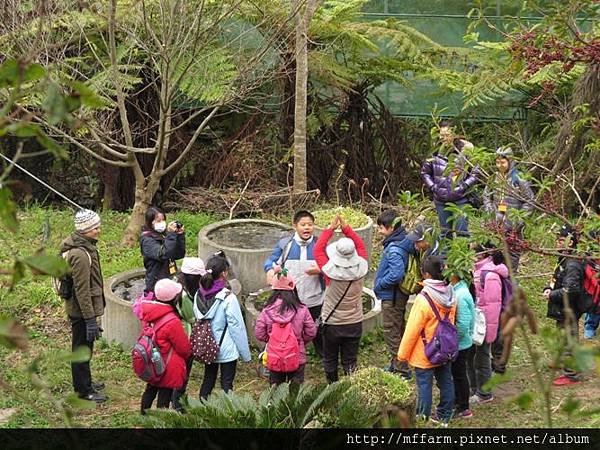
[74,209,101,233]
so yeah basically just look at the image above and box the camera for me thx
[175,221,183,229]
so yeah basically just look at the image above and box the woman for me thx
[140,206,186,293]
[313,214,368,383]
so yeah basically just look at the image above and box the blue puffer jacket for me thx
[421,152,478,203]
[453,280,475,350]
[374,228,415,301]
[193,288,251,364]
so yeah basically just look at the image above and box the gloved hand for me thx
[85,318,102,341]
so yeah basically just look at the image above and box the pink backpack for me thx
[266,314,300,373]
[132,312,177,384]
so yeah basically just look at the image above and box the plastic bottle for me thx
[151,346,165,375]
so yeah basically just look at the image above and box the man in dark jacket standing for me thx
[543,224,587,386]
[60,209,106,402]
[421,122,479,240]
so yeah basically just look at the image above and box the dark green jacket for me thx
[60,232,105,319]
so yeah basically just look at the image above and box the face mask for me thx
[154,221,167,233]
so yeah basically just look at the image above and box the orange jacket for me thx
[397,292,456,369]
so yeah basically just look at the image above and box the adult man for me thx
[60,209,106,402]
[483,147,534,272]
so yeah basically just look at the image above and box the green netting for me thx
[363,0,530,120]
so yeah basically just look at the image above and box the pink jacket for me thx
[474,257,508,343]
[254,298,317,365]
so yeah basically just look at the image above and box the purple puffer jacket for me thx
[254,298,317,365]
[421,152,479,203]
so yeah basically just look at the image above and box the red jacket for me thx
[140,301,191,389]
[314,225,368,285]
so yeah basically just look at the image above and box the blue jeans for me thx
[415,364,455,422]
[584,313,600,338]
[434,201,469,239]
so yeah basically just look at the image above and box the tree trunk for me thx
[292,0,320,193]
[121,176,162,246]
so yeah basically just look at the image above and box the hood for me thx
[382,226,407,247]
[264,298,296,324]
[193,290,225,320]
[452,280,470,293]
[422,279,455,308]
[141,300,177,323]
[481,260,509,279]
[397,237,416,254]
[474,256,492,273]
[60,232,97,253]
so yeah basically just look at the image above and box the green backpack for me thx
[399,252,423,295]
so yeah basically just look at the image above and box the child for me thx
[140,206,186,293]
[449,272,475,419]
[470,249,507,404]
[193,253,251,399]
[314,214,368,383]
[397,256,456,425]
[264,210,324,356]
[171,257,205,412]
[374,211,432,378]
[254,268,317,385]
[140,278,191,415]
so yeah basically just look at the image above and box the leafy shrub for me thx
[313,207,370,228]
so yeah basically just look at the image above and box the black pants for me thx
[70,317,94,396]
[491,328,506,374]
[199,360,237,399]
[451,345,474,412]
[308,305,323,358]
[557,312,583,380]
[269,364,306,385]
[172,358,193,412]
[322,322,362,382]
[141,384,173,414]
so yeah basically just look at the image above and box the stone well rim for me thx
[198,218,292,254]
[104,268,146,307]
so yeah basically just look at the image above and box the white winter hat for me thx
[181,257,206,275]
[74,209,101,233]
[322,237,368,280]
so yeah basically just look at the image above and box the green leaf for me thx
[561,396,580,416]
[0,187,19,232]
[482,372,511,392]
[60,346,91,363]
[65,393,96,409]
[5,122,40,137]
[43,82,68,125]
[35,132,68,159]
[10,260,26,289]
[23,63,45,82]
[0,59,20,87]
[21,253,70,277]
[515,392,534,410]
[71,81,106,108]
[0,317,28,350]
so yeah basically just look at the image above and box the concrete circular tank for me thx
[198,219,292,296]
[103,269,145,349]
[313,215,374,262]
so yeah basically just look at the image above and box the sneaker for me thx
[455,409,473,419]
[79,392,107,403]
[552,375,581,387]
[91,381,105,391]
[430,414,449,427]
[469,394,494,405]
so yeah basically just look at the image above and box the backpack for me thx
[399,252,422,296]
[480,270,513,311]
[132,312,178,384]
[52,248,92,300]
[420,292,459,365]
[471,307,487,346]
[190,291,229,364]
[265,312,300,373]
[583,260,600,314]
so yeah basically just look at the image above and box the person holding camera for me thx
[140,206,186,294]
[59,209,107,402]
